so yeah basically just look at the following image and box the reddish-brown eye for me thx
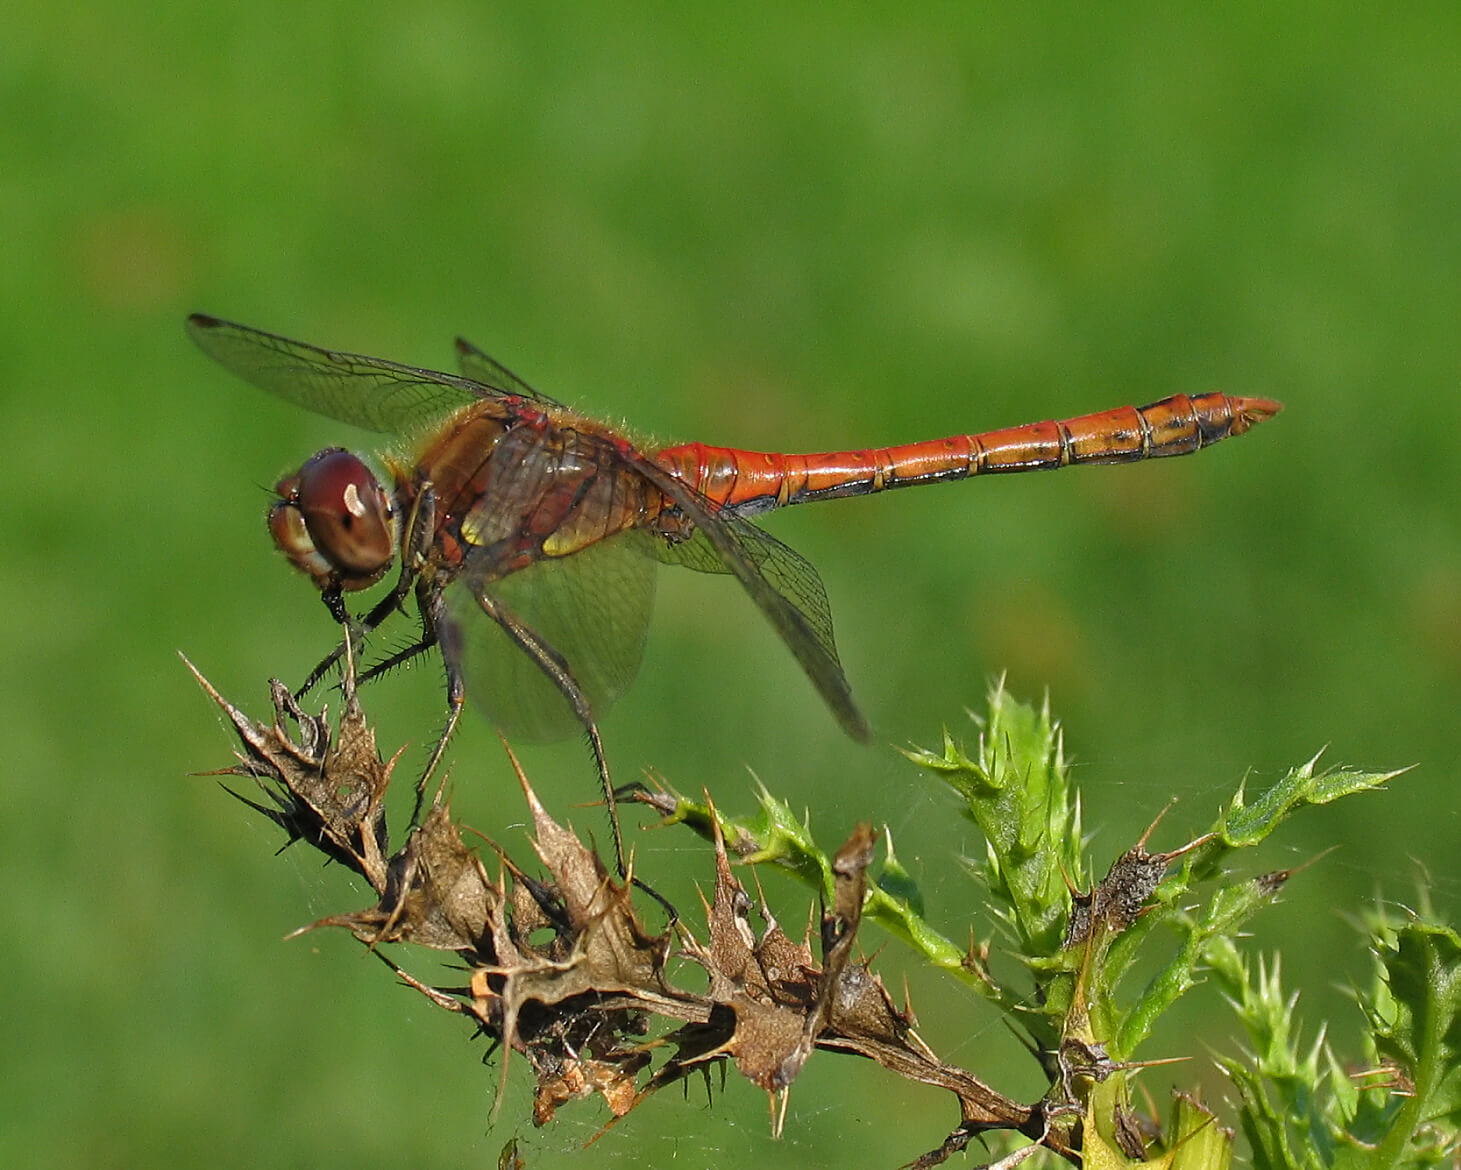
[269,448,396,591]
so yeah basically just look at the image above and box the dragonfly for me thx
[189,313,1280,868]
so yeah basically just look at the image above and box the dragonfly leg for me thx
[471,588,627,878]
[354,629,440,687]
[467,591,676,921]
[298,591,399,698]
[411,655,463,828]
[398,580,463,827]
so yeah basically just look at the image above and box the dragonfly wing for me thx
[453,338,565,408]
[444,531,658,743]
[641,464,869,742]
[187,314,491,436]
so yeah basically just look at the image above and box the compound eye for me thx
[290,448,396,583]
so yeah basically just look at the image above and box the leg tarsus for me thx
[410,684,462,829]
[631,875,678,925]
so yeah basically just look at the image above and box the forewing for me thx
[454,338,564,408]
[187,314,490,436]
[444,532,658,743]
[642,463,869,742]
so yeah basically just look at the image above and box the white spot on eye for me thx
[342,482,367,518]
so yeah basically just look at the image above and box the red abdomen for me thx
[655,392,1281,516]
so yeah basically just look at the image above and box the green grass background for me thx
[5,4,1460,1166]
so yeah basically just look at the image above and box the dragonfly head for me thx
[269,448,397,593]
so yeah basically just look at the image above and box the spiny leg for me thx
[298,583,411,698]
[471,588,625,872]
[301,585,464,830]
[404,583,462,828]
[411,663,464,829]
[355,630,440,687]
[470,589,677,923]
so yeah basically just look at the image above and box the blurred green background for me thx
[6,3,1460,1166]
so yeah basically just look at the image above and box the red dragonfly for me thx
[189,314,1280,864]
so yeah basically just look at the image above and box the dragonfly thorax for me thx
[268,447,397,593]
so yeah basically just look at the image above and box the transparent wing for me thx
[654,521,839,660]
[638,462,868,742]
[454,337,563,408]
[187,314,491,436]
[444,531,658,743]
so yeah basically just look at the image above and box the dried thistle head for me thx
[187,653,1046,1165]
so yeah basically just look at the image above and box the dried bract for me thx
[190,659,1045,1165]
